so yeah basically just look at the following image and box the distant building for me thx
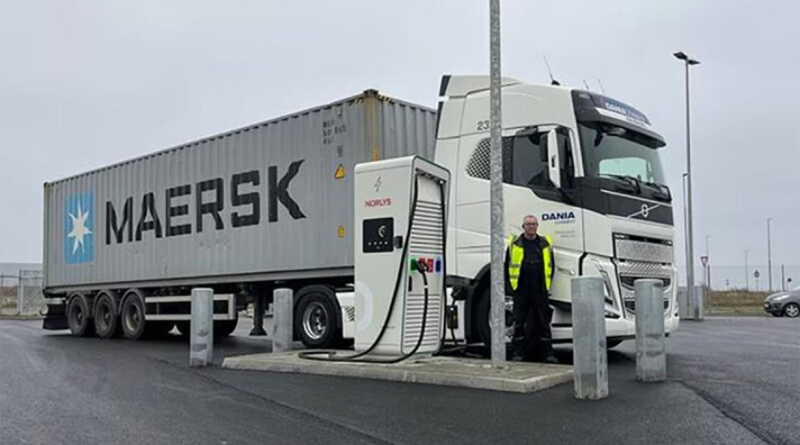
[0,263,43,277]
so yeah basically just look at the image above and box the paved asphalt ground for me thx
[1,316,797,445]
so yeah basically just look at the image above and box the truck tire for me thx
[67,293,94,337]
[475,287,492,347]
[93,291,120,339]
[121,290,147,340]
[474,287,514,350]
[295,288,341,349]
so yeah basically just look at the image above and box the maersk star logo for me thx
[64,192,94,264]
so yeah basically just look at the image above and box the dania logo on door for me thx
[64,192,94,264]
[542,211,576,222]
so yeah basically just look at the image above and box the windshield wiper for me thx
[602,174,641,194]
[641,180,671,201]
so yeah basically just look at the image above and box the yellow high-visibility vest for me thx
[507,233,553,292]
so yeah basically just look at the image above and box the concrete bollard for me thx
[190,288,214,367]
[635,279,666,382]
[571,277,608,400]
[677,286,689,319]
[694,286,705,320]
[272,288,294,353]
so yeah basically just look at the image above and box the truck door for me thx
[502,126,583,311]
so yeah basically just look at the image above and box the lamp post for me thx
[705,235,711,289]
[767,217,773,292]
[744,249,749,291]
[674,51,700,316]
[682,173,689,289]
[488,0,506,367]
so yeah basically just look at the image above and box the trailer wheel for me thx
[67,293,94,337]
[295,288,341,349]
[93,291,120,339]
[121,290,147,340]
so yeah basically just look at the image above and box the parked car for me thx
[763,284,800,318]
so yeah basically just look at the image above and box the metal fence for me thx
[675,264,799,292]
[0,270,46,316]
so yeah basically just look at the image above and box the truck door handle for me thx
[557,266,575,276]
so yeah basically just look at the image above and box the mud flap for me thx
[43,303,69,330]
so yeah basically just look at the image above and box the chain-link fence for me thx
[674,264,799,292]
[0,270,46,316]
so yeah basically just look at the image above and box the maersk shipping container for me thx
[44,90,437,293]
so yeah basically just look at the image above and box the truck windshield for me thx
[578,123,666,186]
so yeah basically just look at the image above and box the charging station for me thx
[354,156,449,357]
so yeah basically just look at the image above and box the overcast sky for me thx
[1,0,798,285]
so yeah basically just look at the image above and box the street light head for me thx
[688,59,700,65]
[674,51,688,61]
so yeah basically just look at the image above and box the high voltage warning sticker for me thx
[337,226,345,238]
[334,164,345,179]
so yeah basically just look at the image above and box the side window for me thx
[509,132,550,188]
[557,129,576,189]
[467,129,575,190]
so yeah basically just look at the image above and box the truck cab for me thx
[434,75,679,345]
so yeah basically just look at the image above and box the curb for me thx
[222,352,573,394]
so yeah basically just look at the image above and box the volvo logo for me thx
[627,202,661,219]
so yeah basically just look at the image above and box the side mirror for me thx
[547,129,561,189]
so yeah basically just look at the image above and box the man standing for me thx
[506,215,557,363]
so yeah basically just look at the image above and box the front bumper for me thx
[551,312,680,342]
[763,301,785,314]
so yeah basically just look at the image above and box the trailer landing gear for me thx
[250,294,267,336]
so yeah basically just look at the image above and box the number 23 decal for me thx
[476,120,490,131]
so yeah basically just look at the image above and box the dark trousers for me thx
[512,291,553,360]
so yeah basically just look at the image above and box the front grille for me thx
[615,235,673,264]
[613,235,674,317]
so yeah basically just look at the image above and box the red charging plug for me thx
[416,258,430,273]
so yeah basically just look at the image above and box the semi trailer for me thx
[43,75,679,348]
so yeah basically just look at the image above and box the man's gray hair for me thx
[523,214,538,224]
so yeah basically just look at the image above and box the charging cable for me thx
[299,178,423,363]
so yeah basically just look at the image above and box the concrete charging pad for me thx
[222,351,573,393]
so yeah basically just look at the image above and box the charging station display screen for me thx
[362,218,394,253]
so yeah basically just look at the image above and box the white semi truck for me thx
[43,75,678,348]
[424,75,677,347]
